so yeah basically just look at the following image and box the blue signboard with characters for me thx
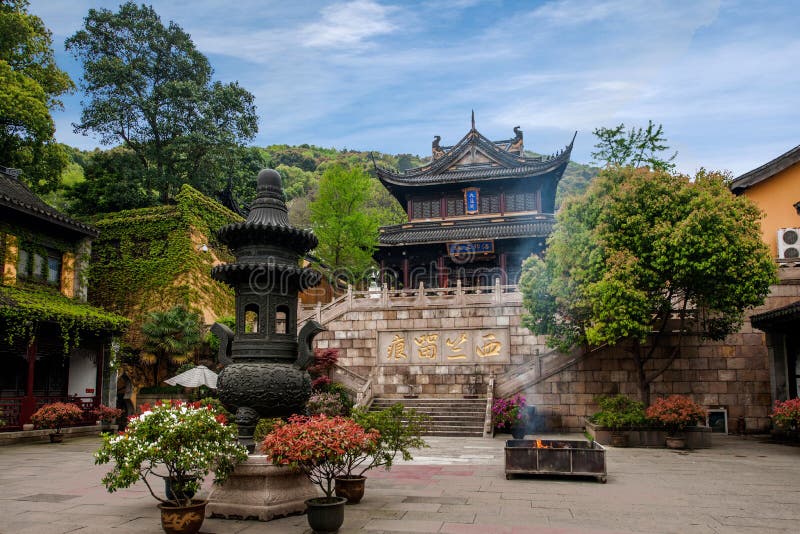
[447,241,495,256]
[464,188,479,214]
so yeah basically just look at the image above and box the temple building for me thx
[374,117,574,288]
[0,166,128,430]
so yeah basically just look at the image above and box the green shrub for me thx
[327,383,354,415]
[590,394,647,430]
[253,417,283,443]
[197,397,231,418]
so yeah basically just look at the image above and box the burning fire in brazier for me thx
[505,439,607,483]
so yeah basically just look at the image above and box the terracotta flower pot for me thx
[157,498,207,534]
[305,496,346,533]
[335,475,366,504]
[665,436,686,449]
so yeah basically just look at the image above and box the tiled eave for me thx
[378,214,556,246]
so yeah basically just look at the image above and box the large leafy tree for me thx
[0,0,74,192]
[592,120,676,172]
[520,166,776,405]
[310,164,380,285]
[140,306,203,387]
[65,147,158,215]
[65,2,258,202]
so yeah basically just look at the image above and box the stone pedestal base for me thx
[207,455,319,521]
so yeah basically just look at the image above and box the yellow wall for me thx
[741,162,800,257]
[60,251,75,298]
[2,233,18,286]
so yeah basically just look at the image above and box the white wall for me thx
[68,348,97,397]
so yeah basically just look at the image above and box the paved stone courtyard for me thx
[1,433,799,533]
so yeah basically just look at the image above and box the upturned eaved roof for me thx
[0,166,98,237]
[750,300,800,330]
[730,144,800,194]
[375,128,575,191]
[378,214,555,246]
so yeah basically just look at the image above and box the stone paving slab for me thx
[1,434,800,533]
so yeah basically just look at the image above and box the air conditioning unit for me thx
[778,228,800,259]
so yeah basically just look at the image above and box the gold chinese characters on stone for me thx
[386,334,408,360]
[378,329,509,365]
[414,333,439,359]
[445,333,468,360]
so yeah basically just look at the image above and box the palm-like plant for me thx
[140,306,203,387]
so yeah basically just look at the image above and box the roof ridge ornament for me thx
[471,109,475,131]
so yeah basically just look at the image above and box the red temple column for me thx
[402,258,409,289]
[437,256,447,288]
[20,337,37,425]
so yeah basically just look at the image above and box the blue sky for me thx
[29,0,800,176]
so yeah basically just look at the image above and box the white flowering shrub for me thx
[94,400,248,506]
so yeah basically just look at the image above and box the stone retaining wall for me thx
[314,302,547,396]
[316,278,799,433]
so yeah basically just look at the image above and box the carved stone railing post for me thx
[494,278,502,304]
[315,301,322,322]
[416,281,425,306]
[456,279,464,307]
[346,285,353,307]
[484,373,495,437]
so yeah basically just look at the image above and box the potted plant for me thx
[336,404,429,504]
[261,414,378,533]
[492,394,527,438]
[646,395,706,449]
[591,394,647,447]
[94,404,123,432]
[770,398,800,440]
[30,402,84,442]
[95,400,248,534]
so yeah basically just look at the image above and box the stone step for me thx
[369,397,487,437]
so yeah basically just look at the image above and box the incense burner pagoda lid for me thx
[216,169,318,253]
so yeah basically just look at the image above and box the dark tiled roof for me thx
[0,167,98,237]
[378,215,555,246]
[376,129,575,187]
[750,300,800,329]
[730,144,800,193]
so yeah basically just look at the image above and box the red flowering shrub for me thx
[261,415,379,498]
[770,398,800,430]
[646,395,706,435]
[30,402,84,433]
[311,375,332,391]
[94,404,123,424]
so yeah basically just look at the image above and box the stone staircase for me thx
[369,397,486,437]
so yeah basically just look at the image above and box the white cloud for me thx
[299,0,397,49]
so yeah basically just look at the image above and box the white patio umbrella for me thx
[164,365,218,389]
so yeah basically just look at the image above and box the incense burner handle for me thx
[296,320,325,370]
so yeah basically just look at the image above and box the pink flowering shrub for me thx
[491,394,526,432]
[94,404,123,424]
[646,395,706,435]
[30,402,84,433]
[770,398,800,430]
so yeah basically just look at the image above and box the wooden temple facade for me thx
[375,118,574,288]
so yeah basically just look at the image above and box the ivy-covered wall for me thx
[89,185,242,348]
